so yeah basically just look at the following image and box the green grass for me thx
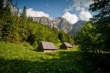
[0,42,59,61]
[0,42,110,73]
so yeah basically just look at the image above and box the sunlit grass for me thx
[0,42,60,61]
[0,42,109,73]
[0,42,78,62]
[0,42,82,73]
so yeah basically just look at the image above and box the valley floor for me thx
[0,42,110,73]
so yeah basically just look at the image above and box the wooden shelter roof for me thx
[63,42,73,48]
[41,42,57,50]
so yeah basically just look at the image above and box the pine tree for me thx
[0,0,4,19]
[19,6,28,41]
[1,0,14,42]
[0,0,4,40]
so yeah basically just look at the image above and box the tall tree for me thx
[0,0,4,19]
[89,0,110,51]
[19,6,28,41]
[77,22,101,52]
[20,6,26,19]
[1,0,14,42]
[0,0,4,40]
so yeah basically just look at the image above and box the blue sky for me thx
[12,0,93,24]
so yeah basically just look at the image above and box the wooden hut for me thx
[38,41,57,52]
[60,42,73,50]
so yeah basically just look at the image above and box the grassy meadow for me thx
[0,42,110,73]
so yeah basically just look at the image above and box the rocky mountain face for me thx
[54,17,73,33]
[33,17,55,27]
[33,17,85,34]
[69,20,85,34]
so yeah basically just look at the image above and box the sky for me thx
[12,0,93,24]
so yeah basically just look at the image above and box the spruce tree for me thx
[19,6,27,41]
[0,0,4,40]
[1,0,14,42]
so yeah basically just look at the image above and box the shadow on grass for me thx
[0,51,110,73]
[81,52,110,73]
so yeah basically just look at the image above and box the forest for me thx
[0,0,110,73]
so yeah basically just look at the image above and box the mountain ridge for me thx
[33,17,85,34]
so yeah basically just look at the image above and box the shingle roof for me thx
[41,42,57,50]
[64,42,73,47]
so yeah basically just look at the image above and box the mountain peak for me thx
[70,20,86,34]
[33,17,85,34]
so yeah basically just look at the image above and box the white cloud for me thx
[64,0,93,12]
[64,0,93,21]
[62,12,78,24]
[26,8,51,19]
[79,9,93,21]
[74,0,93,11]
